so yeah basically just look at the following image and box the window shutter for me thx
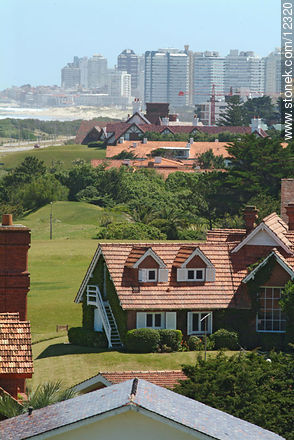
[165,312,177,329]
[158,268,168,282]
[138,269,148,282]
[205,267,215,282]
[136,312,146,329]
[187,312,192,335]
[177,268,187,282]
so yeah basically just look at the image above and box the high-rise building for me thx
[117,49,140,94]
[79,57,88,89]
[224,50,264,98]
[264,48,281,97]
[144,49,189,107]
[193,51,225,104]
[107,69,131,99]
[87,54,108,90]
[61,56,81,89]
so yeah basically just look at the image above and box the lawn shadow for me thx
[36,343,107,359]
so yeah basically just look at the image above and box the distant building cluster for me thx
[60,47,281,108]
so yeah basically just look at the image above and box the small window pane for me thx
[148,270,156,281]
[196,270,203,280]
[188,270,195,280]
[155,314,161,327]
[192,314,199,332]
[146,314,152,327]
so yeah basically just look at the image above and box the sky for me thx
[0,0,280,90]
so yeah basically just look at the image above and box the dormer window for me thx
[176,247,215,282]
[130,247,168,283]
[187,269,204,281]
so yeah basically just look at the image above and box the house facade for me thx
[75,185,294,348]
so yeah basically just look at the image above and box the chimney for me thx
[189,137,194,144]
[142,138,148,144]
[0,214,31,320]
[193,115,200,126]
[250,117,262,134]
[132,142,137,148]
[154,156,162,164]
[119,137,124,144]
[162,117,169,126]
[243,206,258,233]
[2,214,13,226]
[286,203,294,230]
[281,178,294,223]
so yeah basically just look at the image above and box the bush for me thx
[125,328,160,353]
[68,327,107,348]
[210,328,239,350]
[88,141,106,149]
[188,335,203,351]
[159,329,182,352]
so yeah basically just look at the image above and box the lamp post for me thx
[200,312,212,361]
[50,202,53,240]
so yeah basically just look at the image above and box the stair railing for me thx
[87,285,112,347]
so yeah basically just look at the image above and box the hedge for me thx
[68,327,107,348]
[159,329,182,352]
[210,328,239,350]
[125,328,160,353]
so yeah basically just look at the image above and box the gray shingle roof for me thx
[0,379,285,440]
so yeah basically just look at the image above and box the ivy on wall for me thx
[247,254,276,312]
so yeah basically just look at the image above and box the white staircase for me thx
[86,285,122,349]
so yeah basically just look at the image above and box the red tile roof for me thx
[0,313,33,375]
[76,212,294,311]
[75,119,118,144]
[106,140,230,159]
[100,370,187,388]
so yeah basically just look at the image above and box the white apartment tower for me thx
[264,48,281,97]
[224,50,264,98]
[87,54,108,90]
[108,70,131,99]
[193,51,225,104]
[144,49,189,106]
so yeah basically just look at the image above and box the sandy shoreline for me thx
[0,104,129,121]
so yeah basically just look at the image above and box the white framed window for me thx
[187,269,204,281]
[187,311,213,335]
[138,268,169,283]
[136,312,164,329]
[256,287,286,333]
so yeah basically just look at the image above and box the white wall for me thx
[46,409,203,440]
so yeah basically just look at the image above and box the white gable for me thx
[245,229,280,247]
[133,248,166,268]
[182,248,213,268]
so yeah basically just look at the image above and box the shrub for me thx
[125,328,160,353]
[159,329,182,352]
[68,327,107,348]
[210,328,239,350]
[188,335,203,351]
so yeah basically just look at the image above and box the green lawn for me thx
[0,144,106,169]
[20,201,127,240]
[30,336,235,389]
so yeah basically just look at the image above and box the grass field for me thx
[0,144,106,169]
[20,201,127,240]
[30,336,236,389]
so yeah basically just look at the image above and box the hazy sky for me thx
[0,0,280,90]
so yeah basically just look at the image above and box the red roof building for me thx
[75,180,294,350]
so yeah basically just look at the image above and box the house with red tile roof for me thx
[75,107,267,146]
[73,370,187,394]
[74,180,294,349]
[0,215,33,398]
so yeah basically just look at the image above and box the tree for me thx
[225,135,294,201]
[218,95,247,126]
[0,381,78,419]
[18,174,69,211]
[242,96,278,125]
[2,156,47,187]
[174,352,294,440]
[196,149,225,169]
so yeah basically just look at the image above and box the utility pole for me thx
[200,312,212,361]
[50,202,53,240]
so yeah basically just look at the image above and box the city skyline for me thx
[0,0,280,90]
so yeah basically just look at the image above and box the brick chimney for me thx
[243,206,258,233]
[281,179,294,223]
[285,203,294,230]
[0,214,31,320]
